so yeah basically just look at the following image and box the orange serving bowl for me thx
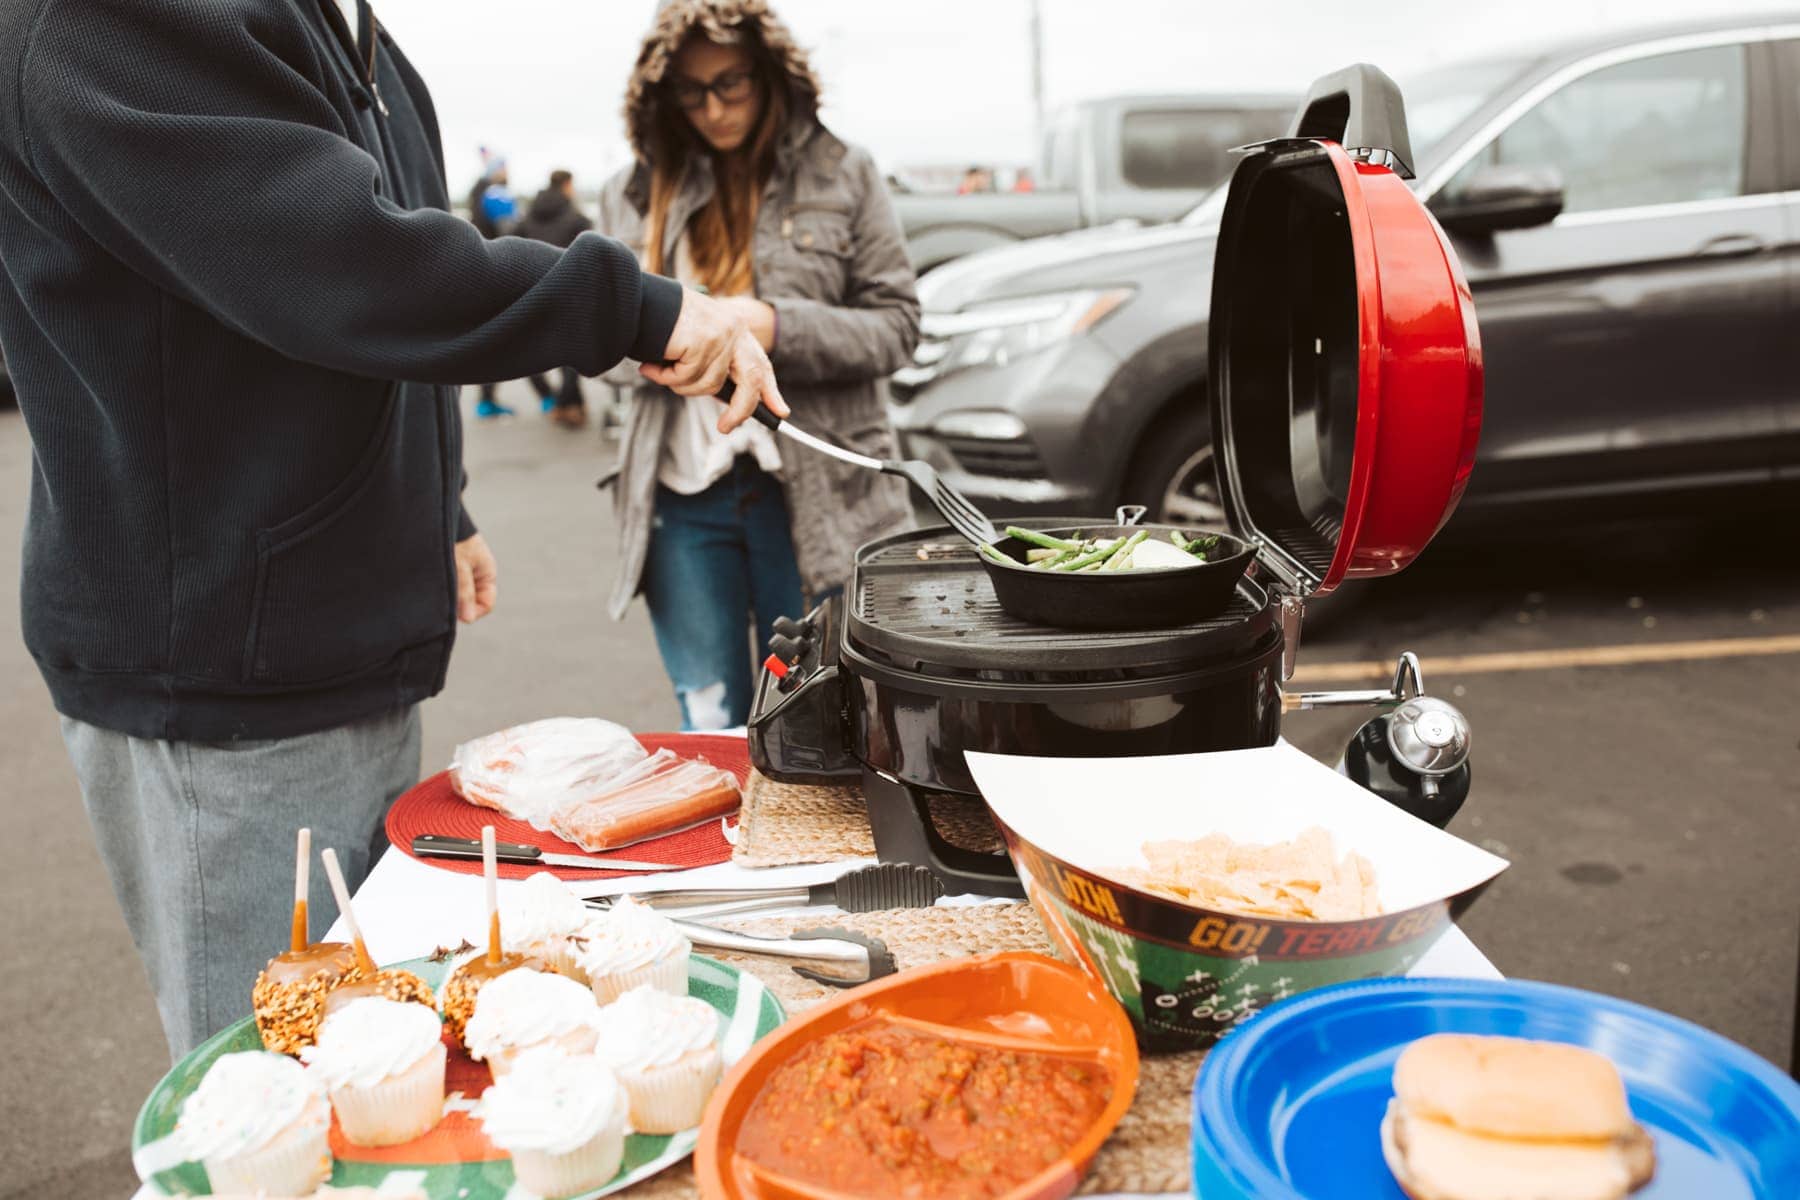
[694,951,1140,1200]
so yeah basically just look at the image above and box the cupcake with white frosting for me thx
[502,872,602,985]
[592,986,723,1133]
[477,1047,627,1198]
[464,967,601,1079]
[176,1050,331,1195]
[578,896,690,1005]
[301,997,447,1147]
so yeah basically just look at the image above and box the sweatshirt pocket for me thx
[241,394,451,685]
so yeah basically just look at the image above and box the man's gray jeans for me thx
[61,706,421,1060]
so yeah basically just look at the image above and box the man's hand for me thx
[719,296,777,352]
[639,287,788,434]
[454,533,498,624]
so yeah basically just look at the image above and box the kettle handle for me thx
[1289,63,1415,180]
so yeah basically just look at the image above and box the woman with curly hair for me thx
[597,0,918,730]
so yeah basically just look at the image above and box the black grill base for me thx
[862,768,1025,898]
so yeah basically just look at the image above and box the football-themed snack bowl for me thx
[968,745,1508,1052]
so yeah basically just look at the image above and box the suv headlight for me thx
[902,288,1133,384]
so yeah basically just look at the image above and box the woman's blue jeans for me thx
[640,457,807,731]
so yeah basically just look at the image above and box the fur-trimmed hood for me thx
[623,0,822,167]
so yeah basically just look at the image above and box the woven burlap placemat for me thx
[627,903,1196,1197]
[732,769,1005,866]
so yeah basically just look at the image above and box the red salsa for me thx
[736,1021,1112,1198]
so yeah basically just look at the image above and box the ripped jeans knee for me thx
[676,680,734,732]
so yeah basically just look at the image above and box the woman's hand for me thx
[640,287,788,433]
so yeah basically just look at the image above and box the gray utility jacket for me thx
[596,120,920,620]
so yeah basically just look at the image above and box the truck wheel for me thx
[1125,399,1361,635]
[1125,405,1223,524]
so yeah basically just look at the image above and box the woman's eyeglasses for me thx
[668,68,756,111]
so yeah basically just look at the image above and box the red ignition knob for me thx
[762,654,790,679]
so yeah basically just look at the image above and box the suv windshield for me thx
[1181,56,1534,226]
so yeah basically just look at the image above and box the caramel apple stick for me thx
[483,825,502,966]
[320,847,377,975]
[291,827,311,953]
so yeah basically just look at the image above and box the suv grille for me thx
[940,435,1045,480]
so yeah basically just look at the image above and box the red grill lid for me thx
[1208,64,1483,597]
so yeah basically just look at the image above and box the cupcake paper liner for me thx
[588,953,688,1007]
[508,1121,627,1199]
[203,1100,333,1196]
[328,1041,447,1147]
[619,1046,721,1135]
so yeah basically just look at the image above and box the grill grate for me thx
[849,530,1275,677]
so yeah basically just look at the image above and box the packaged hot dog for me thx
[448,718,650,831]
[549,758,741,851]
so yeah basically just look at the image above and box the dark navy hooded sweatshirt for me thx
[0,0,681,741]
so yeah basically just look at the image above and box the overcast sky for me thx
[370,0,1800,196]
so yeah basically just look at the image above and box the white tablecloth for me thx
[333,847,1503,986]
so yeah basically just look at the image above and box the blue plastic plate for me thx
[1191,977,1800,1200]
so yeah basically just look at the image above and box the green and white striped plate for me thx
[133,954,784,1198]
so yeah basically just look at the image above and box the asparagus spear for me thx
[1100,529,1150,571]
[1054,538,1126,571]
[978,541,1015,567]
[1004,526,1082,553]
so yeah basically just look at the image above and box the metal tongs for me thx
[586,898,897,988]
[717,379,997,545]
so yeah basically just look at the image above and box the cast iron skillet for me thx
[980,508,1256,630]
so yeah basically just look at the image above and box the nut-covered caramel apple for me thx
[253,940,362,1055]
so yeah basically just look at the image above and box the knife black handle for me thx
[412,834,542,864]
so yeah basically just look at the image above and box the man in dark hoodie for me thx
[518,170,597,426]
[0,0,785,1057]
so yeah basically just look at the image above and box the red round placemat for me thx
[385,734,748,881]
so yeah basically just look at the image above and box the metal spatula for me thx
[717,380,998,546]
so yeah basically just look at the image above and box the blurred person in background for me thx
[467,150,521,418]
[595,0,919,731]
[957,164,994,194]
[517,169,596,427]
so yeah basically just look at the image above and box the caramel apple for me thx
[440,949,541,1048]
[253,940,362,1055]
[315,846,438,1016]
[252,829,367,1055]
[440,825,538,1047]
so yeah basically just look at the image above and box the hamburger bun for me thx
[1382,1035,1655,1200]
[1382,1102,1656,1200]
[1394,1035,1634,1141]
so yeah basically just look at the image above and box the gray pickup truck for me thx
[891,93,1294,273]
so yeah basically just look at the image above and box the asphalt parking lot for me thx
[1,388,1795,1198]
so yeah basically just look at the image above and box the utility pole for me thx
[1027,0,1046,161]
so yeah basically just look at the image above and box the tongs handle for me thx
[671,919,866,963]
[641,887,811,914]
[670,920,897,988]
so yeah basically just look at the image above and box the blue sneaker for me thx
[475,397,515,419]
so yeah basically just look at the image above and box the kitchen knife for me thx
[411,833,684,873]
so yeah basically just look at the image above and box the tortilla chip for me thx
[1113,826,1382,921]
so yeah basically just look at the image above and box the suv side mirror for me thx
[1431,164,1565,235]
